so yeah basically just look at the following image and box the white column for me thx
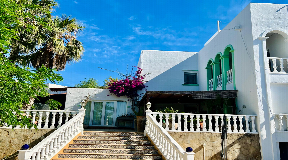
[215,115,219,132]
[38,112,43,129]
[196,115,200,132]
[184,115,188,131]
[44,111,50,129]
[51,112,57,129]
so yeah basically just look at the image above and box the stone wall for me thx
[169,132,261,160]
[0,129,55,160]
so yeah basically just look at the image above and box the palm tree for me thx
[9,15,84,70]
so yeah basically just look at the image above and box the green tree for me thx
[75,78,100,88]
[0,55,62,128]
[2,0,84,70]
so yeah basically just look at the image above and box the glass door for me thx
[92,102,103,125]
[104,102,115,126]
[89,101,117,126]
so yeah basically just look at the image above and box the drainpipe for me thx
[203,143,206,160]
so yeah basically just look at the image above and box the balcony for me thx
[267,57,288,83]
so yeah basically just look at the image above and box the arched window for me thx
[223,45,234,89]
[214,53,223,89]
[206,59,214,91]
[229,52,232,70]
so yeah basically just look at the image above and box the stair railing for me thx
[18,108,85,160]
[145,104,195,160]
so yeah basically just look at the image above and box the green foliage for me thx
[1,0,84,70]
[156,107,179,113]
[75,78,100,88]
[45,99,62,110]
[0,56,63,128]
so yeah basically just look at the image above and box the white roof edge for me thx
[204,30,221,46]
[140,50,198,53]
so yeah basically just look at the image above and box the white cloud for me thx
[128,16,136,21]
[74,1,78,4]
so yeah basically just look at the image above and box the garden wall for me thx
[0,129,55,160]
[168,132,261,160]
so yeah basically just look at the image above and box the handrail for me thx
[18,108,85,160]
[145,110,195,160]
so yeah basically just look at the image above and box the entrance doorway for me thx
[83,101,127,126]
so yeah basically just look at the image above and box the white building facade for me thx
[137,3,288,160]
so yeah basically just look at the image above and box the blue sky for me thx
[53,0,286,87]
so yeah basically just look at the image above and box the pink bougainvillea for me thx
[107,67,146,99]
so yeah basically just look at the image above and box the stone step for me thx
[63,148,159,154]
[77,135,148,140]
[73,139,151,145]
[83,131,144,136]
[68,144,156,149]
[57,153,162,159]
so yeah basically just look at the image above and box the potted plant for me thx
[156,107,178,130]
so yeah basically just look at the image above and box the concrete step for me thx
[83,131,144,136]
[68,144,156,149]
[57,153,162,159]
[63,148,159,154]
[73,139,151,145]
[77,135,148,140]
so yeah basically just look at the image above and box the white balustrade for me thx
[227,69,233,84]
[217,74,222,88]
[268,57,288,73]
[145,110,195,160]
[18,108,85,160]
[274,114,288,131]
[208,79,213,91]
[0,110,78,129]
[151,112,257,134]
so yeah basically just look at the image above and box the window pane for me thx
[184,72,197,84]
[83,101,91,125]
[105,102,115,125]
[92,102,103,125]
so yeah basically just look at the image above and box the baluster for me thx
[165,114,169,131]
[272,58,277,72]
[31,152,36,160]
[203,115,207,132]
[227,116,232,133]
[172,114,176,131]
[36,150,41,160]
[215,115,219,132]
[278,115,283,131]
[219,116,223,132]
[209,115,213,132]
[196,115,200,131]
[178,114,181,131]
[58,112,63,127]
[251,116,256,133]
[239,116,244,133]
[44,111,50,129]
[65,112,70,123]
[32,111,37,125]
[245,116,250,133]
[184,115,188,131]
[232,116,237,132]
[51,112,57,129]
[159,113,163,127]
[38,112,43,128]
[190,115,194,132]
[45,143,50,157]
[49,139,55,155]
[279,58,285,73]
[40,147,46,159]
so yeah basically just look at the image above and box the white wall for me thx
[270,84,288,114]
[65,88,133,114]
[138,50,197,82]
[198,4,258,116]
[144,54,199,91]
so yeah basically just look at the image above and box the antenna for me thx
[217,20,221,32]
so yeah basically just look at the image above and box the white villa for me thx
[14,3,288,160]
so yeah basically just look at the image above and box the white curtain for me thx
[117,101,127,117]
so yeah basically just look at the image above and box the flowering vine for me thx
[106,67,147,99]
